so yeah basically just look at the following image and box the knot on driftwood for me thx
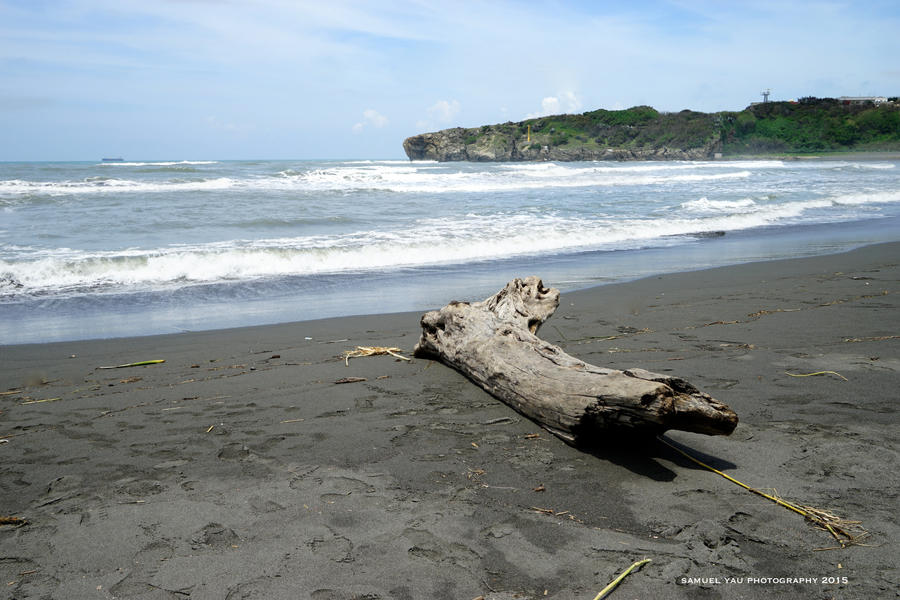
[415,277,738,445]
[477,276,559,333]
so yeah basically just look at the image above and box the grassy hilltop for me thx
[723,97,900,154]
[403,98,900,161]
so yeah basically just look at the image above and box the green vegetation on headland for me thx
[402,98,900,161]
[722,97,900,154]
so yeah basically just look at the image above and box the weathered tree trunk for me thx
[414,277,737,445]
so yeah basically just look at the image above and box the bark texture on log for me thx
[414,277,738,445]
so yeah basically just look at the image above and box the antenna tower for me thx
[761,89,771,103]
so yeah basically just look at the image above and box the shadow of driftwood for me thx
[575,432,737,482]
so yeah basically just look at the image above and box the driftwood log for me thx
[414,277,737,445]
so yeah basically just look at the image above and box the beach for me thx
[1,242,898,599]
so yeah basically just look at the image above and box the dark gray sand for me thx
[1,243,898,599]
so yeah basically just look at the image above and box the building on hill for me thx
[838,96,889,105]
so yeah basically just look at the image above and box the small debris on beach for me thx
[19,397,62,405]
[466,468,486,480]
[531,506,552,514]
[342,346,410,366]
[592,559,651,600]
[784,370,848,381]
[843,334,900,343]
[97,359,165,370]
[334,376,367,384]
[747,308,801,318]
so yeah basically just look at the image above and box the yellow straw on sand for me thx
[657,436,864,547]
[784,370,848,381]
[98,359,165,370]
[592,559,651,600]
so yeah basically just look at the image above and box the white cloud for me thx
[413,99,462,132]
[540,97,561,115]
[559,91,582,112]
[526,91,582,118]
[352,108,388,133]
[363,108,388,128]
[427,99,461,124]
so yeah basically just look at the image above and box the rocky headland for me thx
[403,126,720,162]
[403,99,900,162]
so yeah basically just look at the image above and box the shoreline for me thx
[1,242,898,598]
[5,214,900,346]
[6,240,896,353]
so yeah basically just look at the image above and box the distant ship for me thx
[101,157,124,162]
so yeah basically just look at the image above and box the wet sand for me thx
[1,243,898,599]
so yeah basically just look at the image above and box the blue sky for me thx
[2,0,899,160]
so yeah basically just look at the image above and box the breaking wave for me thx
[5,186,895,298]
[1,161,757,198]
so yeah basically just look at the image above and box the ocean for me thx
[2,158,899,344]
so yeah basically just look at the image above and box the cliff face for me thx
[403,106,723,162]
[402,131,720,161]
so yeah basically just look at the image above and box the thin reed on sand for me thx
[658,436,868,548]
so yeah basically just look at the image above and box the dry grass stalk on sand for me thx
[19,397,62,405]
[97,359,165,370]
[592,558,651,600]
[784,370,849,381]
[658,436,868,548]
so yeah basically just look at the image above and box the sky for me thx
[2,0,899,161]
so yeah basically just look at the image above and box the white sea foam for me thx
[345,159,432,164]
[2,161,759,198]
[3,158,899,306]
[779,160,897,170]
[0,218,633,293]
[6,159,896,203]
[682,188,900,216]
[0,177,238,196]
[498,160,783,172]
[830,189,900,205]
[3,188,883,297]
[681,197,758,213]
[288,164,753,193]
